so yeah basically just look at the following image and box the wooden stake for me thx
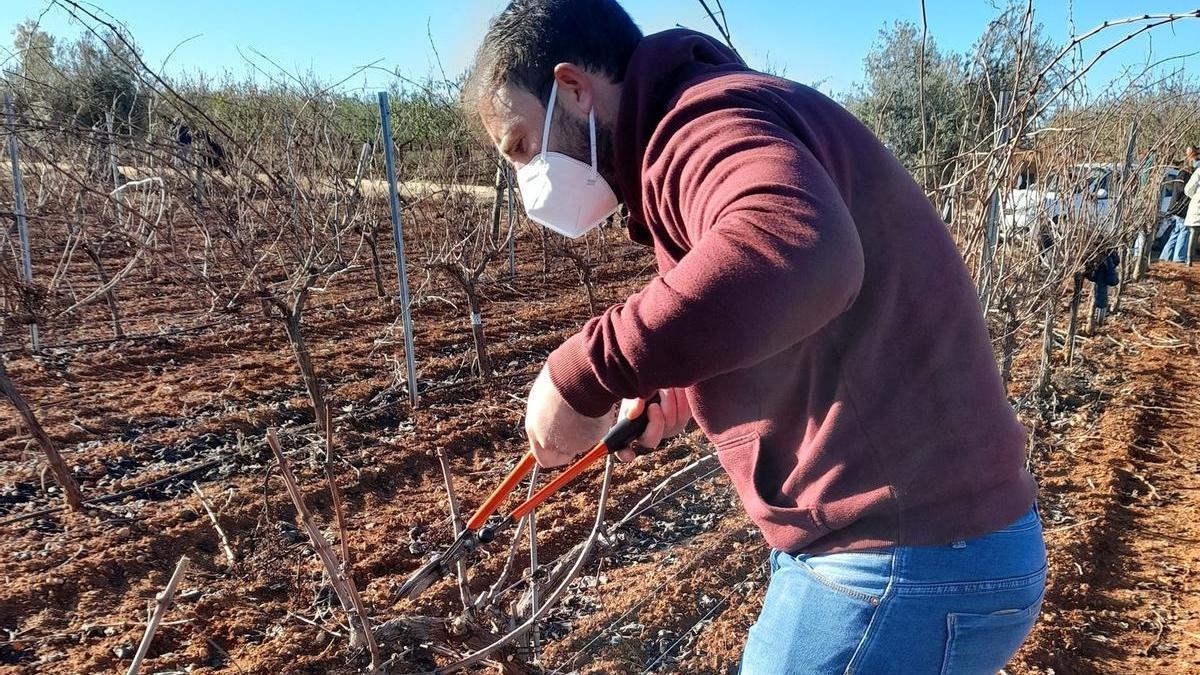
[266,429,380,673]
[192,482,236,567]
[435,446,474,614]
[323,403,351,569]
[0,360,84,510]
[126,555,188,675]
[1065,273,1084,367]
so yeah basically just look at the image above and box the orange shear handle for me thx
[465,451,536,531]
[466,393,657,530]
[508,397,657,521]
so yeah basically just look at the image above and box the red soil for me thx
[3,227,1199,673]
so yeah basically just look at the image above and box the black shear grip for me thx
[602,393,662,455]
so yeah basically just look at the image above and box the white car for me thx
[1003,163,1179,246]
[1002,164,1114,242]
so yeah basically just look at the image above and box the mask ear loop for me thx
[543,78,600,181]
[540,79,558,159]
[588,107,599,178]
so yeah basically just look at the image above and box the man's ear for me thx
[552,63,593,117]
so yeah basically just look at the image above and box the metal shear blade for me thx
[395,530,479,600]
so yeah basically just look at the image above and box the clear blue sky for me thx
[2,1,1198,98]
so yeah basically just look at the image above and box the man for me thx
[1160,150,1194,263]
[464,1,1045,672]
[174,119,193,168]
[1184,145,1200,265]
[1086,251,1119,327]
[196,129,228,176]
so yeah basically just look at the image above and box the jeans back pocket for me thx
[939,592,1044,674]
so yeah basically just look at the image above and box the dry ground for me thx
[2,226,1199,673]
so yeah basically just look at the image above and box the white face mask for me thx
[515,79,619,238]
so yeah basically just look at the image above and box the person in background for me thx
[1184,145,1200,265]
[174,120,193,168]
[1087,251,1120,327]
[196,129,228,176]
[1162,149,1196,263]
[464,1,1044,672]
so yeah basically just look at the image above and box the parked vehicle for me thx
[1003,163,1177,246]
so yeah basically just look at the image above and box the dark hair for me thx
[464,0,643,110]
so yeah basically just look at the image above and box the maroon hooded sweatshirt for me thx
[546,29,1036,554]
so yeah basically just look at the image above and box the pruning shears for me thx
[396,400,656,601]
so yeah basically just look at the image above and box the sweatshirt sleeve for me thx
[1186,169,1200,200]
[547,95,865,417]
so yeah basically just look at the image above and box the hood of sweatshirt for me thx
[614,29,748,244]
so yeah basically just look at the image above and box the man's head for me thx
[1187,145,1199,165]
[464,0,641,185]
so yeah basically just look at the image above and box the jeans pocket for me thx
[786,549,893,606]
[939,592,1044,675]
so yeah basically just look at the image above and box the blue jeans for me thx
[741,505,1046,674]
[1160,217,1190,262]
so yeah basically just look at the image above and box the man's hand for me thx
[615,388,692,462]
[525,365,615,468]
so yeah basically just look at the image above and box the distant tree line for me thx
[11,18,149,135]
[5,19,478,180]
[843,4,1200,189]
[6,7,1198,186]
